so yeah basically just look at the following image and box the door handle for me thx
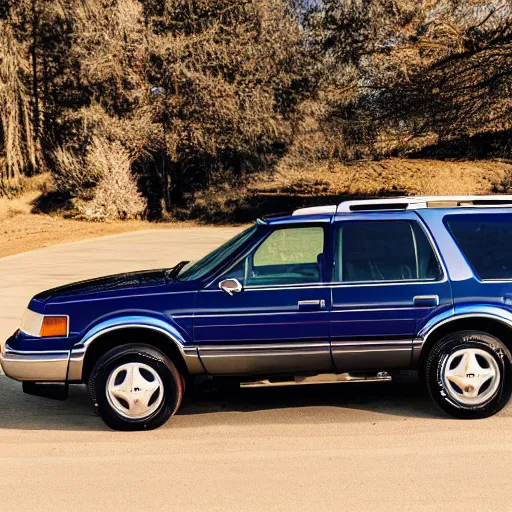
[413,295,439,307]
[298,300,326,311]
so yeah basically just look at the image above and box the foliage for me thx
[493,169,512,194]
[143,0,314,208]
[1,0,511,220]
[54,135,145,219]
[304,0,512,160]
[77,136,146,220]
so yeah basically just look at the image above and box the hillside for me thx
[194,158,512,221]
[260,159,512,197]
[1,158,510,257]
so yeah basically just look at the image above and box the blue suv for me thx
[3,195,512,430]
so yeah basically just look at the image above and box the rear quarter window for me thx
[445,213,512,280]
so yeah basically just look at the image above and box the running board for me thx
[240,371,391,388]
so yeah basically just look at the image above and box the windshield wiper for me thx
[165,261,189,282]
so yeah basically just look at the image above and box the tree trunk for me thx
[30,0,40,143]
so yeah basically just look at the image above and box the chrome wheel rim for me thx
[106,363,164,420]
[442,348,500,406]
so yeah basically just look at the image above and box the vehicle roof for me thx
[262,203,512,226]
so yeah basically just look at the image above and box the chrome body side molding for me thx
[67,316,204,381]
[197,341,332,375]
[331,339,413,370]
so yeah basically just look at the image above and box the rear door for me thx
[329,212,453,371]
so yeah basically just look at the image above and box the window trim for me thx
[331,219,446,286]
[410,222,420,280]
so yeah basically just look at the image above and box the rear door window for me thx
[445,214,512,280]
[335,220,442,282]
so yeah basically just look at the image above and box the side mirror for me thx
[219,278,243,296]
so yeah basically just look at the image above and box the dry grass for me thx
[0,192,35,220]
[2,158,512,258]
[0,174,51,220]
[262,158,512,197]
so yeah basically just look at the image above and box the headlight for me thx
[20,310,69,337]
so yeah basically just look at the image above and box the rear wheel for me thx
[88,344,184,431]
[425,331,512,419]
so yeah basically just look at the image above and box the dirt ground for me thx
[0,212,186,258]
[0,181,194,258]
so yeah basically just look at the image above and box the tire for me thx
[425,330,512,419]
[88,344,184,431]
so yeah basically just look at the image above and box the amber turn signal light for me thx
[40,316,68,337]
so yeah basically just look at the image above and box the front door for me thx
[329,214,453,370]
[194,224,333,375]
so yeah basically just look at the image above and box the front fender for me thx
[78,315,190,348]
[67,315,203,381]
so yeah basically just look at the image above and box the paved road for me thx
[0,229,511,511]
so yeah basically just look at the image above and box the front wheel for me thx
[425,331,512,419]
[88,344,184,431]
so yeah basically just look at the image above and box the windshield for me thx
[177,225,259,281]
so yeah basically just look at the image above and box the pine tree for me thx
[141,0,313,207]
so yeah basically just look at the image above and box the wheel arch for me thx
[68,318,204,382]
[417,314,512,370]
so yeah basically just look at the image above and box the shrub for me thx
[492,169,512,194]
[53,146,100,197]
[77,137,146,221]
[54,136,146,220]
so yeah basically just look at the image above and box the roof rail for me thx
[337,195,512,212]
[291,195,512,216]
[292,205,337,216]
[337,198,426,212]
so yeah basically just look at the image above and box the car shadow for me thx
[175,376,444,426]
[0,374,446,431]
[0,378,101,431]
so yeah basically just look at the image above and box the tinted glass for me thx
[243,227,324,286]
[336,220,441,282]
[445,214,512,280]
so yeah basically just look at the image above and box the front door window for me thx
[243,226,325,286]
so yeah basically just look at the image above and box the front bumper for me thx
[0,342,70,382]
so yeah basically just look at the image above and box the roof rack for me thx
[292,195,512,216]
[292,205,337,216]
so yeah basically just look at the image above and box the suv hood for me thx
[34,268,174,301]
